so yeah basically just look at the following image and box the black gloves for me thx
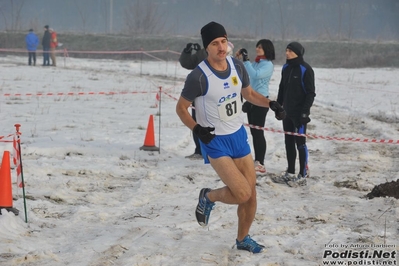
[300,113,311,125]
[193,43,201,51]
[193,124,215,144]
[239,48,249,61]
[242,101,252,113]
[269,101,286,120]
[184,43,201,53]
[184,43,193,53]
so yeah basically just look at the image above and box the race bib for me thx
[217,99,242,122]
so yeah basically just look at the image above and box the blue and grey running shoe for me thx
[236,235,265,253]
[195,188,215,226]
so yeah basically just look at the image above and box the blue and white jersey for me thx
[195,56,243,135]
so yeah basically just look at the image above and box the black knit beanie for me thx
[287,42,305,57]
[201,22,227,49]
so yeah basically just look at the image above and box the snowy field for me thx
[0,55,398,266]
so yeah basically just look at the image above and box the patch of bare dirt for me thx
[366,179,399,199]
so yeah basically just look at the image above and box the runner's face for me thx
[207,37,228,61]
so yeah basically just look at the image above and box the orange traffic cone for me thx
[140,115,159,151]
[0,151,19,215]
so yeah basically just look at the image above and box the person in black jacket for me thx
[179,43,207,159]
[179,42,235,159]
[272,42,316,187]
[42,25,51,66]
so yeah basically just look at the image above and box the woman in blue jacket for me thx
[236,39,275,174]
[25,29,39,66]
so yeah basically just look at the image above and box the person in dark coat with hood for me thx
[179,42,207,159]
[42,25,51,66]
[273,41,316,187]
[25,29,39,66]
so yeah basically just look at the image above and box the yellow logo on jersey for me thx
[232,76,238,86]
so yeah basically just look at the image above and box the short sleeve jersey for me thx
[180,56,250,135]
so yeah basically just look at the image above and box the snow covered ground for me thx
[0,55,398,266]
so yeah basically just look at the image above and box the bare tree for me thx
[337,0,344,40]
[277,0,286,41]
[333,0,366,41]
[346,0,364,40]
[0,0,25,31]
[0,1,8,30]
[73,0,89,33]
[101,0,110,34]
[124,0,165,35]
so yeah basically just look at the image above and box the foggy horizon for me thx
[1,0,398,41]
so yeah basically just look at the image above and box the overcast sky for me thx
[1,0,399,41]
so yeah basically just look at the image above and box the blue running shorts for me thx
[199,125,251,164]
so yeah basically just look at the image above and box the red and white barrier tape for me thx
[245,123,399,145]
[0,133,15,143]
[162,91,179,101]
[0,48,180,55]
[2,89,397,145]
[2,91,153,97]
[2,89,181,100]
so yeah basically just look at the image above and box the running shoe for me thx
[195,188,215,226]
